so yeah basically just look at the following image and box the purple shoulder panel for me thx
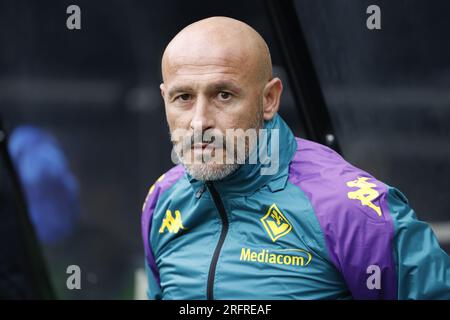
[141,164,185,285]
[288,138,398,299]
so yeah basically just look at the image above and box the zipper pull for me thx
[195,184,206,199]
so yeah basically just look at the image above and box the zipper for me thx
[205,181,229,300]
[195,184,206,199]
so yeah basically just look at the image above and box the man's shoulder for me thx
[288,137,391,224]
[287,138,398,299]
[141,164,185,214]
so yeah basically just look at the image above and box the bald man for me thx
[141,17,450,300]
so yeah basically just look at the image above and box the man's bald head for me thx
[161,16,272,85]
[160,17,283,181]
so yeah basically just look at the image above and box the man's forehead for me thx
[163,54,252,83]
[165,76,243,97]
[164,49,251,76]
[169,62,242,76]
[161,17,272,85]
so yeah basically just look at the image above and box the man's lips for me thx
[192,143,208,149]
[191,143,223,150]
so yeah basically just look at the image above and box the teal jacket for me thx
[141,114,450,299]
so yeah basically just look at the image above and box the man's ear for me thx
[262,77,283,121]
[160,83,166,99]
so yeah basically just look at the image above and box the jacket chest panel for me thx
[152,188,348,299]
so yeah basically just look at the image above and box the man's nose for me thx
[190,96,215,132]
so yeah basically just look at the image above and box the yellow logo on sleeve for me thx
[159,210,185,234]
[346,177,382,217]
[260,204,293,242]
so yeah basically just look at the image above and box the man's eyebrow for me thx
[209,81,242,94]
[167,81,242,98]
[167,85,192,98]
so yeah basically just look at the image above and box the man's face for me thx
[161,54,264,181]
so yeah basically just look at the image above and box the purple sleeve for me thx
[289,138,398,299]
[141,165,185,287]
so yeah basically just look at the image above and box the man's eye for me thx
[177,94,191,101]
[218,92,232,101]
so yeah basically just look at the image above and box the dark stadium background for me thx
[0,0,449,299]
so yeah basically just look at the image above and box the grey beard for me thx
[184,162,241,182]
[171,108,264,182]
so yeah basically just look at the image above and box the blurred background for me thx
[0,0,449,299]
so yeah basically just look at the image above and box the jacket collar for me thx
[186,113,297,196]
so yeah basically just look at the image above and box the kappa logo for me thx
[260,204,293,242]
[159,210,185,234]
[346,177,382,217]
